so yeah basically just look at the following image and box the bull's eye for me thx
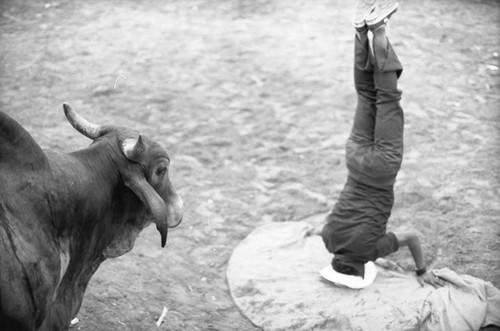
[155,165,167,176]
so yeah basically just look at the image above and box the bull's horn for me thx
[121,135,146,162]
[63,103,103,140]
[157,224,168,248]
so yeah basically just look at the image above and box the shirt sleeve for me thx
[374,231,399,259]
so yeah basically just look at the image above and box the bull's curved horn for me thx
[121,135,146,162]
[63,103,103,140]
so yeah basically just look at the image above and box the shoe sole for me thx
[366,3,399,28]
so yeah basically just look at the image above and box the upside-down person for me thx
[321,0,446,288]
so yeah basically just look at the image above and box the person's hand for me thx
[417,270,447,288]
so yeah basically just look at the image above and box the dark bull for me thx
[0,104,183,330]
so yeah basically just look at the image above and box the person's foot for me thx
[366,0,398,30]
[353,0,376,30]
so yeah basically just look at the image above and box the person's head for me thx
[332,255,366,278]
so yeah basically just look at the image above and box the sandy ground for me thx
[1,0,499,330]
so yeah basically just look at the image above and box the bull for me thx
[0,104,183,330]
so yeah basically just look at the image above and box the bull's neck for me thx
[49,140,123,231]
[69,140,122,186]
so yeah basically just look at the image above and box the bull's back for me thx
[0,112,48,170]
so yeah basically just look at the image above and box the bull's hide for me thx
[227,218,500,331]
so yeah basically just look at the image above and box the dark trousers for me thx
[346,33,404,188]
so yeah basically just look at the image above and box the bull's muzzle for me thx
[167,193,183,228]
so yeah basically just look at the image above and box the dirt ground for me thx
[1,0,499,330]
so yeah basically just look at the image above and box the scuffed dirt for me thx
[1,0,499,330]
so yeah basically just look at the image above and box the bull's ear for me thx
[121,170,169,247]
[121,135,146,162]
[0,112,47,167]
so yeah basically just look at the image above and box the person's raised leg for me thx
[349,26,377,146]
[371,27,404,180]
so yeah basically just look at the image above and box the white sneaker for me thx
[353,0,376,29]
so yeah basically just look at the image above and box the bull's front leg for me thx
[38,254,105,331]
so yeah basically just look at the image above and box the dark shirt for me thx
[322,175,399,262]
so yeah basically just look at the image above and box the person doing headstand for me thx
[321,0,445,287]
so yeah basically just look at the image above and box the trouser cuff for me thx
[373,38,403,78]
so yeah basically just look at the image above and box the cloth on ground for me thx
[226,220,500,331]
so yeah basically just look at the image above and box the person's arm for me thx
[395,232,446,288]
